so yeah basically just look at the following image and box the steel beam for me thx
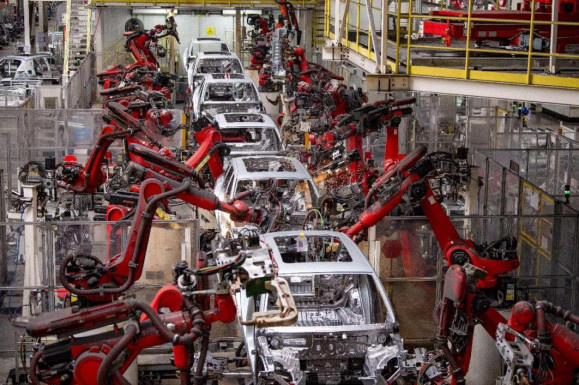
[363,0,381,67]
[335,0,351,44]
[408,76,579,105]
[549,0,559,73]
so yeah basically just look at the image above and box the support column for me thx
[235,7,242,58]
[380,0,389,73]
[94,8,104,73]
[21,184,40,318]
[23,0,30,53]
[548,0,558,73]
[298,9,313,58]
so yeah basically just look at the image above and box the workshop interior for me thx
[0,0,577,383]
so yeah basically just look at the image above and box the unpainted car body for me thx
[0,54,61,84]
[212,113,284,157]
[214,156,319,235]
[186,51,243,90]
[182,37,230,68]
[191,73,263,120]
[237,230,405,385]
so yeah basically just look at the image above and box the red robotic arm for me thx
[56,98,173,194]
[27,292,233,385]
[59,178,266,303]
[436,265,579,385]
[343,145,519,289]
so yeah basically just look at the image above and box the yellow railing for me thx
[325,0,579,89]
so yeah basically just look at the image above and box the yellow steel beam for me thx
[405,0,412,74]
[526,0,536,84]
[463,0,473,79]
[394,0,402,73]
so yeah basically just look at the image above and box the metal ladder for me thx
[313,0,326,46]
[63,0,92,76]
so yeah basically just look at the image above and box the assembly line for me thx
[0,4,577,385]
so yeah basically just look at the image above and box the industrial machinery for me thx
[436,263,579,385]
[59,176,267,303]
[96,16,180,90]
[25,231,298,385]
[423,0,579,52]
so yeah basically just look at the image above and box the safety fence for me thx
[365,148,579,343]
[474,147,579,212]
[326,0,579,89]
[0,108,184,190]
[64,53,96,109]
[368,212,578,343]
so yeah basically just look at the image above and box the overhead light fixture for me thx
[222,9,262,16]
[132,8,177,15]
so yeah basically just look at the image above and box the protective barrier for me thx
[0,107,183,168]
[65,54,96,109]
[326,0,579,89]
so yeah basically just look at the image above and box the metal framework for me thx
[324,0,579,100]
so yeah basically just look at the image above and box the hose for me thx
[97,323,138,385]
[536,301,579,344]
[59,181,191,297]
[29,350,43,385]
[193,327,211,385]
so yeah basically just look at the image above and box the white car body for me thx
[213,156,319,236]
[0,54,61,84]
[236,230,405,385]
[186,51,243,90]
[191,73,263,120]
[182,37,230,69]
[212,113,284,157]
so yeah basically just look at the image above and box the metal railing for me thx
[326,0,579,89]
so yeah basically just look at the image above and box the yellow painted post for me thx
[395,0,402,73]
[463,0,473,79]
[181,112,187,148]
[356,1,360,49]
[368,0,372,54]
[526,0,536,84]
[325,0,329,37]
[405,0,413,74]
[86,7,92,55]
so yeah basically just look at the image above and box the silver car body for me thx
[213,156,319,235]
[0,54,61,83]
[191,73,263,120]
[186,52,243,90]
[182,37,230,68]
[213,113,284,157]
[237,230,404,385]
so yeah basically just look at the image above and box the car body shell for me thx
[0,54,61,84]
[212,113,284,157]
[191,73,263,120]
[236,230,404,385]
[186,51,243,90]
[213,156,319,235]
[182,37,230,69]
